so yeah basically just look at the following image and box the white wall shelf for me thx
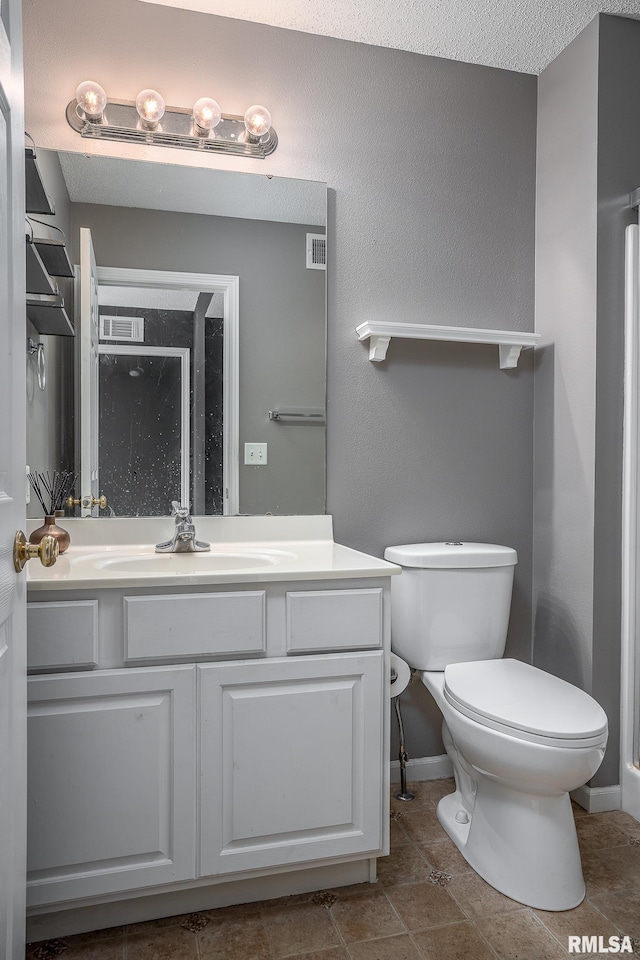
[356,321,540,369]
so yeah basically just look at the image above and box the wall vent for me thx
[306,233,326,270]
[99,315,145,342]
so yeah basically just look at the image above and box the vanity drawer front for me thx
[286,588,383,653]
[124,591,266,661]
[27,600,99,672]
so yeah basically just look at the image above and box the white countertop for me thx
[26,516,400,592]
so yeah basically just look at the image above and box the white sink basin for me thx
[72,547,293,575]
[92,551,282,573]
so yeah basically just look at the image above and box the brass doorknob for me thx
[66,495,107,510]
[14,531,59,572]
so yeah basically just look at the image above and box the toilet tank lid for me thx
[383,542,517,568]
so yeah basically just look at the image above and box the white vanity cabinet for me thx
[25,573,391,930]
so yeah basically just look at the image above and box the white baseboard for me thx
[390,754,453,784]
[389,757,620,813]
[570,784,621,813]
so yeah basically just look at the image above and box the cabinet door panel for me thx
[199,652,384,876]
[27,666,196,906]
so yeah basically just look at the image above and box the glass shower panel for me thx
[99,352,183,516]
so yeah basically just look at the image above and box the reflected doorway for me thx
[81,263,240,516]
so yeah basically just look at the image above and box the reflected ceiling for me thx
[58,153,325,225]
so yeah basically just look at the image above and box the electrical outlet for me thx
[244,443,267,465]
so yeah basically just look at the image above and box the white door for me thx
[199,652,385,877]
[0,1,27,956]
[78,227,100,515]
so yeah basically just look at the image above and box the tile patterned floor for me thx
[26,779,640,960]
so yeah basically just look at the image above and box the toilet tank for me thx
[384,542,517,671]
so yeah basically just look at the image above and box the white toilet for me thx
[384,541,608,911]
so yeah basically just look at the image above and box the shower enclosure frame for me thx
[98,343,191,510]
[621,222,640,819]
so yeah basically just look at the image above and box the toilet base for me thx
[437,779,585,911]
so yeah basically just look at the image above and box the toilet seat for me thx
[443,659,608,749]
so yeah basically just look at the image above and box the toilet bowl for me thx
[385,542,608,911]
[424,661,607,910]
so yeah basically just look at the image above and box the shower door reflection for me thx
[98,346,190,516]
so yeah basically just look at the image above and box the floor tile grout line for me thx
[371,878,413,936]
[339,912,506,960]
[468,917,508,960]
[326,880,413,949]
[376,837,439,889]
[330,916,479,960]
[325,896,348,952]
[526,909,572,957]
[257,902,286,960]
[578,893,640,947]
[337,916,479,947]
[382,873,469,935]
[584,894,628,936]
[579,840,639,854]
[406,930,429,960]
[407,839,437,871]
[397,914,493,960]
[445,882,521,923]
[259,897,355,959]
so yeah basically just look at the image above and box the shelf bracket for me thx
[498,344,523,370]
[368,335,391,362]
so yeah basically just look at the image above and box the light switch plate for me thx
[244,443,267,465]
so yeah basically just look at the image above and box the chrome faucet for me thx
[155,502,210,553]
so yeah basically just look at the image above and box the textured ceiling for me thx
[138,0,640,74]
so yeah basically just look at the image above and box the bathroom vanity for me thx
[25,516,399,940]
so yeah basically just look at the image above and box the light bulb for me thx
[192,97,221,135]
[244,104,271,141]
[75,80,107,122]
[135,89,165,129]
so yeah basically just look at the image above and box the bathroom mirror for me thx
[28,151,327,518]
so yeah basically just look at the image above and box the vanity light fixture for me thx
[67,81,277,158]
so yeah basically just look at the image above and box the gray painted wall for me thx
[23,0,537,761]
[69,203,326,516]
[533,20,599,693]
[591,14,640,788]
[534,13,640,787]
